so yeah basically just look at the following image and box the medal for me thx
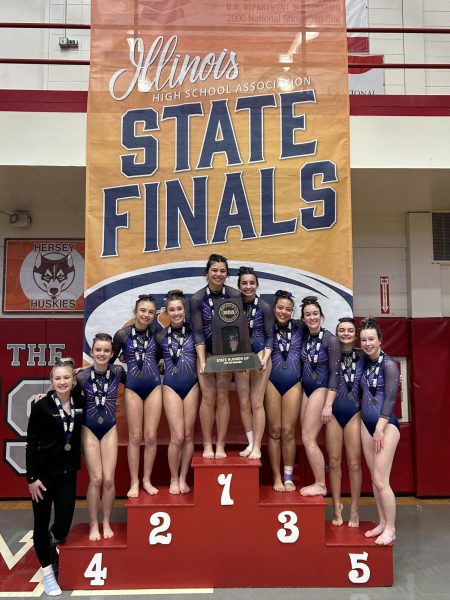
[282,361,288,369]
[245,296,259,335]
[365,353,384,394]
[97,416,104,425]
[167,324,186,374]
[131,325,150,370]
[53,394,75,452]
[306,328,324,372]
[342,349,357,398]
[348,391,354,400]
[276,321,292,367]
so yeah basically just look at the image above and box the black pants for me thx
[32,472,77,567]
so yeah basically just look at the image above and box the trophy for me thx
[205,297,261,372]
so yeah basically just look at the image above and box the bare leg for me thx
[248,354,271,460]
[215,372,232,458]
[179,384,199,493]
[235,370,253,456]
[198,370,217,458]
[344,413,362,527]
[264,381,284,492]
[281,383,302,491]
[99,426,118,538]
[142,386,162,495]
[300,388,327,496]
[325,416,344,525]
[124,389,144,497]
[82,426,102,541]
[163,386,184,495]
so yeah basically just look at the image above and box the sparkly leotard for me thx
[332,348,363,428]
[156,325,198,400]
[112,325,161,400]
[243,296,274,354]
[77,364,126,440]
[269,319,304,396]
[301,328,341,397]
[360,352,400,436]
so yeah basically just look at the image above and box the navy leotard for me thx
[243,296,274,354]
[77,364,126,440]
[360,352,400,436]
[332,348,363,428]
[156,325,198,400]
[301,328,341,397]
[190,284,241,354]
[269,319,304,396]
[112,325,161,400]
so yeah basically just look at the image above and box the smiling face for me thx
[91,339,113,371]
[238,273,258,300]
[51,366,74,399]
[206,261,228,291]
[166,299,185,327]
[302,304,322,333]
[134,299,156,329]
[336,321,356,348]
[360,327,382,359]
[274,297,294,325]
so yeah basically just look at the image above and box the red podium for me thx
[59,452,393,589]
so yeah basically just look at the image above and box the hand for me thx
[373,429,384,454]
[119,353,126,364]
[321,404,332,424]
[198,360,206,375]
[33,393,46,402]
[29,480,46,502]
[259,356,268,371]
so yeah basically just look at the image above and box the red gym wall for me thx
[1,316,448,497]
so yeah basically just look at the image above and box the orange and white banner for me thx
[85,0,352,356]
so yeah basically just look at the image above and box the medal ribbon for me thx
[306,328,324,369]
[342,350,357,393]
[167,325,186,367]
[53,394,75,446]
[275,320,292,363]
[206,286,225,316]
[365,352,384,394]
[91,368,110,412]
[131,325,149,369]
[245,296,259,334]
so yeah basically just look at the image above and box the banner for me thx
[85,0,352,358]
[3,239,84,312]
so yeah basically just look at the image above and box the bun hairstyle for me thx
[237,265,259,286]
[50,357,75,381]
[274,289,294,306]
[359,316,382,341]
[165,289,185,308]
[204,253,229,276]
[92,332,113,349]
[336,317,356,334]
[300,295,324,319]
[134,294,156,311]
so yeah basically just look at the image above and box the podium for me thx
[59,452,393,589]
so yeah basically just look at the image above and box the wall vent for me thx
[432,212,450,261]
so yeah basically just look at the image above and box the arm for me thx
[190,290,206,346]
[260,300,274,370]
[322,333,341,423]
[111,328,127,363]
[373,357,400,452]
[26,403,47,501]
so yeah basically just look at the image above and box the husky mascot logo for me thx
[33,252,75,299]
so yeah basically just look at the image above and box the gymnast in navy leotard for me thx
[156,290,199,495]
[264,290,304,492]
[112,294,162,498]
[326,318,363,528]
[190,254,241,459]
[359,317,400,546]
[77,333,125,541]
[234,266,274,460]
[299,296,341,497]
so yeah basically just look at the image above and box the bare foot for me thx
[284,480,296,492]
[300,483,327,497]
[332,503,344,526]
[375,528,396,545]
[239,445,252,457]
[273,477,285,492]
[203,444,214,459]
[143,480,159,495]
[348,509,360,528]
[365,523,385,538]
[215,444,227,459]
[248,447,261,460]
[169,479,181,495]
[103,523,114,539]
[127,481,139,498]
[179,479,190,494]
[89,524,101,542]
